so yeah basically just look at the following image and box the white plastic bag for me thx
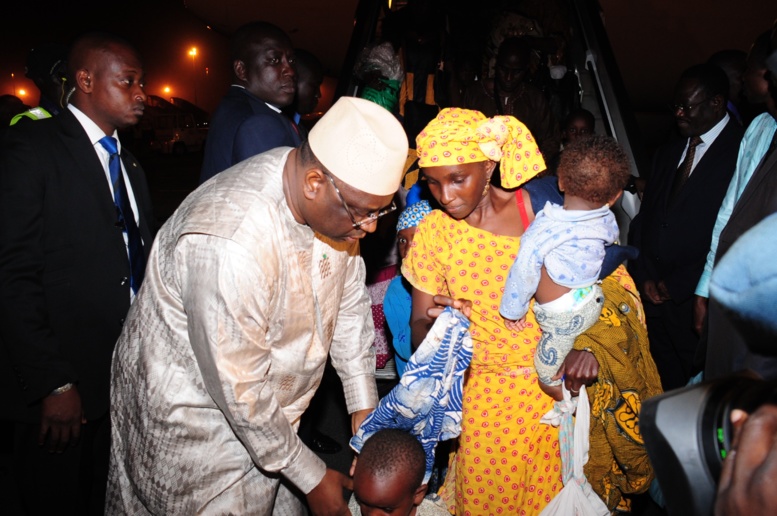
[540,385,610,516]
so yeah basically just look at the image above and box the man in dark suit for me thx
[199,21,301,184]
[705,31,777,380]
[629,63,744,391]
[0,32,154,514]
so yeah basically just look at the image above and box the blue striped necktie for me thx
[98,136,145,294]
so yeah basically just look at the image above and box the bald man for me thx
[0,32,155,514]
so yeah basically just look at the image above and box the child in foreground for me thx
[384,199,433,377]
[349,429,449,516]
[499,135,631,389]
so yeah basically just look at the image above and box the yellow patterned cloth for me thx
[402,210,562,515]
[575,265,663,511]
[415,108,546,188]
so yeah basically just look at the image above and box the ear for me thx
[413,484,428,506]
[483,160,498,177]
[557,175,566,192]
[233,60,247,82]
[302,168,326,201]
[710,94,725,111]
[75,69,92,93]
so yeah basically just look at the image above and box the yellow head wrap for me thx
[415,107,546,188]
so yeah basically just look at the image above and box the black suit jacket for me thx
[629,118,744,304]
[199,86,301,184]
[0,109,155,420]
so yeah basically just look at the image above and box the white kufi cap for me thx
[308,97,408,196]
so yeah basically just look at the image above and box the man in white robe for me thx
[106,97,409,515]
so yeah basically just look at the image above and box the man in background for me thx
[11,43,69,124]
[200,21,300,184]
[286,48,324,136]
[704,25,777,381]
[629,64,743,391]
[0,32,155,514]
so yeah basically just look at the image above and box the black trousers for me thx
[645,296,698,392]
[12,412,110,516]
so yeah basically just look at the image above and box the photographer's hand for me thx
[715,405,777,515]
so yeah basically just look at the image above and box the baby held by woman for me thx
[500,135,632,389]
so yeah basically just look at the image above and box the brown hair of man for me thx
[558,135,631,205]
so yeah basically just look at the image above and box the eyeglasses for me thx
[670,97,709,114]
[322,170,397,230]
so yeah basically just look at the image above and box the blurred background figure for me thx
[562,107,595,146]
[0,95,29,139]
[707,49,749,126]
[286,48,324,136]
[353,42,403,115]
[11,43,69,125]
[464,36,561,164]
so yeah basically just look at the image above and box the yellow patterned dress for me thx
[402,210,562,516]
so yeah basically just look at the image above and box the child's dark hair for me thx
[358,429,425,492]
[557,135,631,205]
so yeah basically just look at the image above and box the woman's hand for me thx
[553,349,599,396]
[428,295,472,319]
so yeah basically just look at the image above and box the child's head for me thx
[562,108,595,145]
[353,429,427,516]
[396,200,432,259]
[557,135,631,206]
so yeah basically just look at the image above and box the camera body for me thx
[641,372,777,516]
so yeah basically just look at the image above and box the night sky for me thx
[2,0,775,123]
[1,0,230,113]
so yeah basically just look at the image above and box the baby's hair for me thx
[358,429,425,493]
[557,135,631,205]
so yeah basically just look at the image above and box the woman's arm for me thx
[410,287,436,350]
[410,288,473,350]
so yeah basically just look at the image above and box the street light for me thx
[188,47,198,105]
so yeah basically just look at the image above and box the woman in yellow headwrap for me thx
[400,108,659,515]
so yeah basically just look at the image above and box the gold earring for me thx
[482,175,493,197]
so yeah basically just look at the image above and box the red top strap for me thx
[515,189,530,229]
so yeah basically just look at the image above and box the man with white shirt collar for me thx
[0,32,155,514]
[628,63,744,392]
[200,21,301,184]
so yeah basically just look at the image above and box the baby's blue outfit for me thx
[500,201,618,385]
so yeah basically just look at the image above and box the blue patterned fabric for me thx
[397,200,433,231]
[350,307,473,483]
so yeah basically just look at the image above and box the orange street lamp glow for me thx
[18,89,26,97]
[188,47,198,104]
[163,86,171,94]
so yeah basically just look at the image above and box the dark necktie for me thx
[669,135,703,204]
[98,136,146,294]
